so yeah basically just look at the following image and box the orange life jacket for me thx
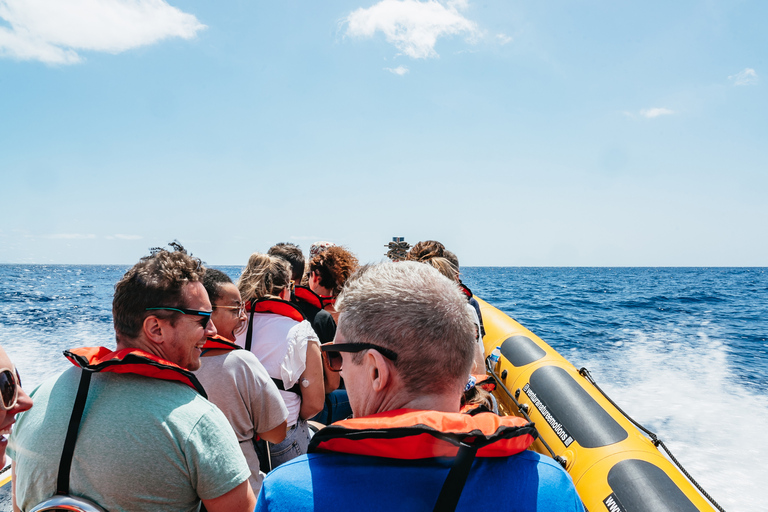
[309,409,537,512]
[64,346,206,397]
[309,408,536,459]
[54,347,208,505]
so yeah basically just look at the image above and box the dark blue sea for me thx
[1,265,766,511]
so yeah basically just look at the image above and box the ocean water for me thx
[1,265,766,511]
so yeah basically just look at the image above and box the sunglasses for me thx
[213,302,245,317]
[145,307,213,329]
[321,342,398,372]
[0,368,21,411]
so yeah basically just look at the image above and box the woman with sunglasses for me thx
[193,269,289,496]
[235,254,324,468]
[0,346,33,478]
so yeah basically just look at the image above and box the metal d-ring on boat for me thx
[477,297,723,512]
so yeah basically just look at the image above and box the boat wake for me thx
[575,330,768,511]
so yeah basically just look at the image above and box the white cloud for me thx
[495,33,512,45]
[111,234,143,240]
[385,65,409,75]
[0,0,206,64]
[344,0,479,59]
[44,233,97,239]
[639,107,674,118]
[729,68,758,86]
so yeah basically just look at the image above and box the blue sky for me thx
[1,0,765,266]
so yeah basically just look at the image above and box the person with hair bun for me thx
[308,246,359,323]
[409,240,486,340]
[236,254,324,468]
[406,240,445,262]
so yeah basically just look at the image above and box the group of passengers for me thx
[2,239,585,512]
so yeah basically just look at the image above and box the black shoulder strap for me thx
[245,304,255,352]
[56,369,93,495]
[432,443,478,512]
[271,378,302,396]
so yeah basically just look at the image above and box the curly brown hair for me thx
[113,242,205,340]
[309,246,359,294]
[406,240,445,262]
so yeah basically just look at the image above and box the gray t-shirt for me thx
[194,349,288,494]
[9,367,250,512]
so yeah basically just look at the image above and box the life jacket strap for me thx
[56,369,92,496]
[432,442,478,512]
[245,307,255,352]
[271,378,302,396]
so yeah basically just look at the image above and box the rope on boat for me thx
[485,357,567,468]
[578,367,726,512]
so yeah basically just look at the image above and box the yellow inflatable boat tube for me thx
[478,298,718,512]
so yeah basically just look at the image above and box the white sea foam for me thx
[575,330,768,511]
[3,322,115,391]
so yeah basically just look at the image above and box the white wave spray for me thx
[573,328,767,511]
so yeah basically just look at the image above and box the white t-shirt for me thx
[194,349,288,495]
[236,314,319,426]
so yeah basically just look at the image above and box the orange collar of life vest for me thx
[64,347,207,398]
[308,408,536,459]
[245,297,305,323]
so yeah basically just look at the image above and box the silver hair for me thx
[335,261,476,395]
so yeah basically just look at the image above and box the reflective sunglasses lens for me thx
[200,315,211,329]
[0,370,17,409]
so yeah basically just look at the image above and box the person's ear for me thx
[143,315,165,345]
[367,350,391,392]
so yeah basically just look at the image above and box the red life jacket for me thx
[293,286,323,309]
[243,298,305,353]
[64,346,206,397]
[202,335,241,351]
[245,297,305,322]
[319,295,336,310]
[309,408,536,459]
[293,284,335,309]
[459,282,473,301]
[243,298,306,394]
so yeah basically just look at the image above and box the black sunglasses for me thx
[0,368,21,410]
[145,307,213,329]
[321,342,398,372]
